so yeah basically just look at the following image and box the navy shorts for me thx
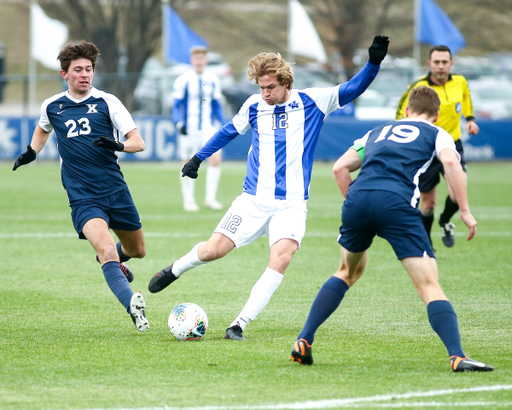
[338,190,435,260]
[419,139,466,193]
[70,188,142,239]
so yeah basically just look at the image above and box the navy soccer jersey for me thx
[39,87,137,202]
[349,118,459,208]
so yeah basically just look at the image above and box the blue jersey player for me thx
[13,41,149,332]
[149,36,390,341]
[290,86,493,373]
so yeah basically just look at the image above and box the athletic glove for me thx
[177,122,187,135]
[368,35,389,66]
[93,136,125,152]
[181,155,202,179]
[13,145,37,171]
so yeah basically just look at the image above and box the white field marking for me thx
[74,385,512,410]
[2,231,512,240]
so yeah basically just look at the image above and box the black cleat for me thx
[148,264,178,293]
[440,220,456,247]
[120,263,134,283]
[224,325,247,340]
[450,356,494,372]
[291,338,313,365]
[96,255,134,283]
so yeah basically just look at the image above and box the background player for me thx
[291,86,493,373]
[12,40,149,332]
[395,45,479,248]
[149,36,389,341]
[173,46,227,211]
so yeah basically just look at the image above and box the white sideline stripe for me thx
[1,231,512,240]
[75,385,512,410]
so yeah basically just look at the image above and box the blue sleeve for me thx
[338,61,380,106]
[212,99,227,124]
[196,121,239,161]
[172,98,184,124]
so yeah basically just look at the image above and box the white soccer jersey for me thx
[231,86,341,201]
[172,69,224,132]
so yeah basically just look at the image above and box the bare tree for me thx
[41,0,162,109]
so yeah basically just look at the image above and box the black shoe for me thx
[148,264,178,293]
[291,339,313,365]
[224,325,247,340]
[96,255,134,283]
[450,355,494,372]
[440,219,456,247]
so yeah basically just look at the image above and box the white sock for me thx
[206,166,221,203]
[173,242,208,277]
[181,174,196,205]
[230,267,283,331]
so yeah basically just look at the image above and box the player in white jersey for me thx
[173,46,227,211]
[149,36,389,340]
[12,41,149,332]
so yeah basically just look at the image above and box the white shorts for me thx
[214,192,307,249]
[178,127,218,161]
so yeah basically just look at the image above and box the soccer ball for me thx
[168,302,208,341]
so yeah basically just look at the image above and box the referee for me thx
[395,45,479,248]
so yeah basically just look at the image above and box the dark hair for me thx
[247,52,294,89]
[429,45,452,60]
[408,86,440,117]
[57,41,100,72]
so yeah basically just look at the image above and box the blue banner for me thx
[163,5,208,64]
[417,0,466,55]
[1,115,510,162]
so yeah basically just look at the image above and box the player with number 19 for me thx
[290,86,493,372]
[149,36,390,341]
[12,41,149,332]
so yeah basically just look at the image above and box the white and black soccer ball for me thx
[168,302,208,341]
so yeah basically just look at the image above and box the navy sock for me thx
[427,300,465,357]
[440,196,459,224]
[298,276,349,345]
[421,212,434,243]
[117,242,131,263]
[102,261,133,312]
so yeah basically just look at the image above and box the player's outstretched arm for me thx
[13,125,50,170]
[440,149,477,240]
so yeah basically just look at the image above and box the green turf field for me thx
[1,160,511,410]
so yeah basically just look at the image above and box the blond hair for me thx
[247,52,294,89]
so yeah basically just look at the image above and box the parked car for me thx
[354,89,396,120]
[133,53,234,115]
[468,77,512,119]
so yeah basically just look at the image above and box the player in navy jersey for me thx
[13,41,149,332]
[173,46,227,211]
[290,86,493,372]
[149,36,389,341]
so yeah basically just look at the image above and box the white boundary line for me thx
[2,231,512,240]
[76,385,512,410]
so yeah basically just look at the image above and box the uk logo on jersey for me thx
[289,101,299,109]
[86,104,98,114]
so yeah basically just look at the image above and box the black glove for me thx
[178,122,187,135]
[181,155,202,179]
[93,136,124,151]
[368,35,389,66]
[13,145,37,171]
